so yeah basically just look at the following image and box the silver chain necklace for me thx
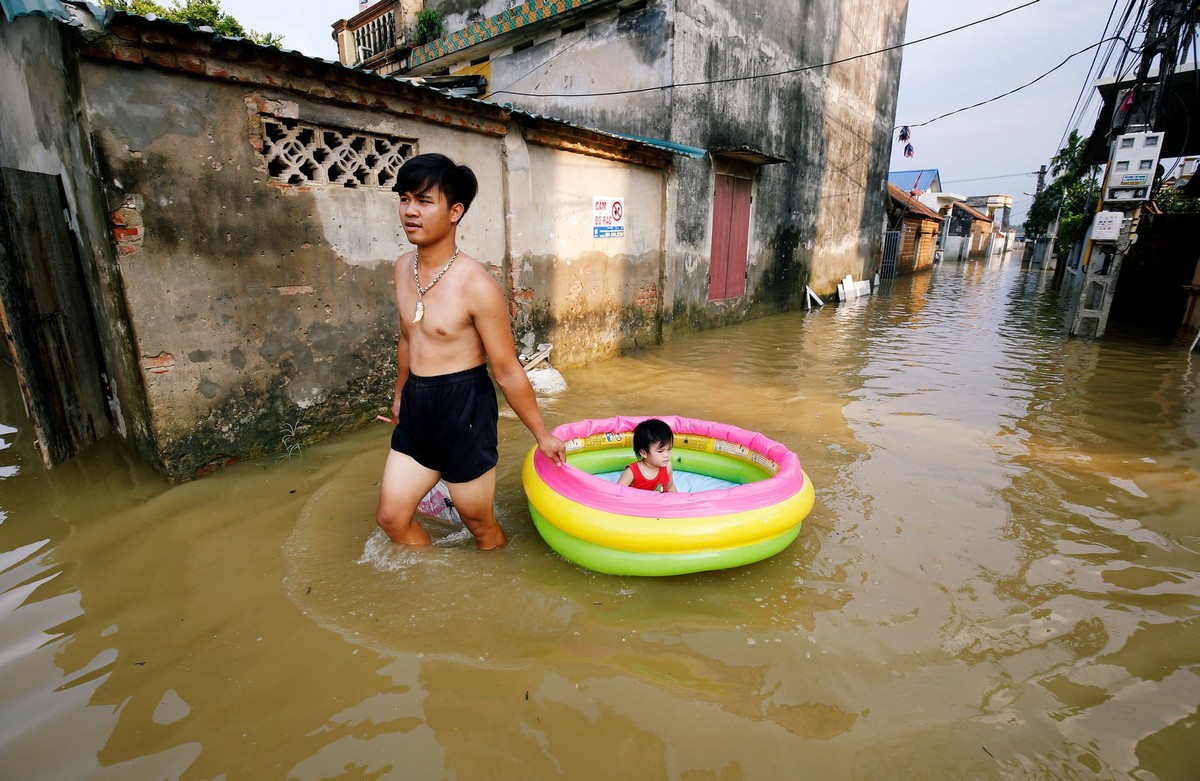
[412,247,459,322]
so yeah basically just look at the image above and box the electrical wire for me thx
[489,0,1042,100]
[942,172,1041,184]
[906,36,1130,129]
[1055,0,1126,152]
[488,34,587,100]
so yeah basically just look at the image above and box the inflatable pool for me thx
[522,416,814,576]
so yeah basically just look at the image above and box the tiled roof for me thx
[953,201,992,222]
[887,183,943,221]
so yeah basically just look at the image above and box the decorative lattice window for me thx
[260,117,414,190]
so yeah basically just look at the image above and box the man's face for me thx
[398,183,463,246]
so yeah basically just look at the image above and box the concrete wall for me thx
[1,9,668,479]
[944,235,969,263]
[507,142,667,365]
[428,0,908,331]
[76,62,425,476]
[669,0,906,322]
[0,15,152,462]
[479,2,674,139]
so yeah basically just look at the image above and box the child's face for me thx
[640,440,672,469]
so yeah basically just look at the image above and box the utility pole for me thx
[1068,0,1189,339]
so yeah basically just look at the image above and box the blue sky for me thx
[220,1,1116,225]
[889,1,1117,224]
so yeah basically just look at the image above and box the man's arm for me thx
[470,268,565,465]
[391,256,412,420]
[392,331,410,420]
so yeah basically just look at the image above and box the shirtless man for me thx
[376,153,565,550]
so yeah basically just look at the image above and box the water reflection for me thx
[1,256,1198,779]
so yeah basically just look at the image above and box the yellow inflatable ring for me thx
[522,416,814,576]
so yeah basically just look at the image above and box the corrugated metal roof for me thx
[610,132,706,159]
[1,0,70,23]
[492,105,703,160]
[888,169,941,193]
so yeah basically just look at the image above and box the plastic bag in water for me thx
[416,480,461,523]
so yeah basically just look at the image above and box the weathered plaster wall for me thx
[481,4,673,139]
[507,143,667,365]
[440,0,908,330]
[6,6,670,479]
[4,9,675,479]
[669,0,908,322]
[75,54,535,477]
[0,16,151,461]
[432,0,506,28]
[79,64,398,476]
[809,0,908,294]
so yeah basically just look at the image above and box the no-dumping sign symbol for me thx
[593,196,625,239]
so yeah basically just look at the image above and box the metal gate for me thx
[881,231,901,278]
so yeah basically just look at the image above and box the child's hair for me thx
[632,418,674,456]
[393,153,478,215]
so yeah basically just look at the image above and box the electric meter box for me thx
[1091,211,1123,241]
[1104,131,1164,204]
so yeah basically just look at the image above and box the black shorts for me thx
[390,364,499,483]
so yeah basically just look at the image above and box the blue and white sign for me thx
[592,196,625,239]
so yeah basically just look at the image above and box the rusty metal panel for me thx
[708,174,751,301]
[0,167,111,467]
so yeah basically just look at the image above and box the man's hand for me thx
[538,433,566,466]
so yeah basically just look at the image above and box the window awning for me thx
[710,145,789,165]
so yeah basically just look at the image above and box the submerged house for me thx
[945,201,992,262]
[1,2,676,477]
[964,194,1014,255]
[883,183,942,275]
[338,0,910,329]
[1,0,908,479]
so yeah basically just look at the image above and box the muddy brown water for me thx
[1,257,1198,780]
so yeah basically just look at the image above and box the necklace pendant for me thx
[414,300,425,322]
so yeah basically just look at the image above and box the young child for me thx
[617,418,678,493]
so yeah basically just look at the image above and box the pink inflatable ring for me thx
[522,415,814,576]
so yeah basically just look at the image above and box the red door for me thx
[708,174,751,301]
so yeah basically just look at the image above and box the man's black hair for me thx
[633,418,674,456]
[393,153,478,215]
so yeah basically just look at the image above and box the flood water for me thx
[2,255,1198,780]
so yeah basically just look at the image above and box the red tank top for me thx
[628,462,670,492]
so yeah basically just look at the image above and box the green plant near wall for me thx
[414,9,445,45]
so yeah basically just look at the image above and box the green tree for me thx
[101,0,282,47]
[1024,131,1100,255]
[1153,183,1200,213]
